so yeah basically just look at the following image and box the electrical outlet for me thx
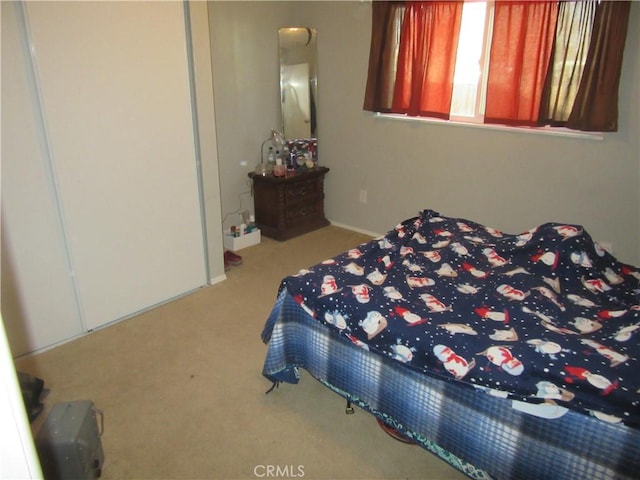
[359,189,368,204]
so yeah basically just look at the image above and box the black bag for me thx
[18,371,45,422]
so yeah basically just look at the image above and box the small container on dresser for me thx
[248,167,330,241]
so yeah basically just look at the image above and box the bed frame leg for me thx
[345,400,355,415]
[265,382,280,394]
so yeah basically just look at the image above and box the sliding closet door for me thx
[24,2,207,331]
[1,2,84,355]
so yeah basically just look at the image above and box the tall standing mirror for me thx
[278,27,317,143]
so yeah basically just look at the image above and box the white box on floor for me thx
[223,229,261,251]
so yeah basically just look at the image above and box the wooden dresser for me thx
[249,167,329,240]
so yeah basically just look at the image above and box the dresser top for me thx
[249,166,329,183]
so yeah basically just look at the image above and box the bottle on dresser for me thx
[266,147,276,173]
[273,157,286,177]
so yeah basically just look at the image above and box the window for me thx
[363,1,631,133]
[450,1,491,122]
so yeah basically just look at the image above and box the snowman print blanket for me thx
[276,210,640,428]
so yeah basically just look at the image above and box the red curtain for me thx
[485,1,558,126]
[363,1,631,133]
[391,1,463,119]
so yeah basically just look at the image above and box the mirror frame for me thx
[278,27,318,142]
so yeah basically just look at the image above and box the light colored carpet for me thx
[15,226,468,480]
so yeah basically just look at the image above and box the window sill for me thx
[373,113,605,141]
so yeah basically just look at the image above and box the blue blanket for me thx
[272,210,640,427]
[261,291,640,480]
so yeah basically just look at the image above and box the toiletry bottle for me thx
[247,214,257,233]
[266,147,275,172]
[274,158,285,177]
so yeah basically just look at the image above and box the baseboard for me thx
[328,220,380,239]
[208,273,227,285]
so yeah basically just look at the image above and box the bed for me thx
[261,209,640,479]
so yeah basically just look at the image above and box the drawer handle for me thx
[289,186,312,197]
[289,206,312,218]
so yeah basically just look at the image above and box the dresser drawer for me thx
[285,178,319,202]
[286,200,321,224]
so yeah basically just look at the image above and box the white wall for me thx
[188,1,225,284]
[209,1,640,266]
[0,316,42,479]
[208,2,297,230]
